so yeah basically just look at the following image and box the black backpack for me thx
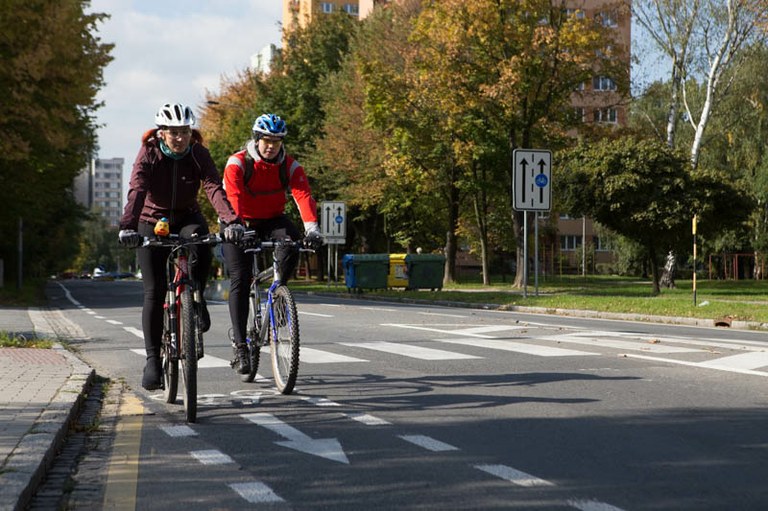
[243,151,289,195]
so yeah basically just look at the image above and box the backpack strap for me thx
[242,152,290,196]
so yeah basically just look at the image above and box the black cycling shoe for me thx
[142,357,162,390]
[234,344,250,375]
[200,300,211,333]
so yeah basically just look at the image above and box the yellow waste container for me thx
[388,253,409,288]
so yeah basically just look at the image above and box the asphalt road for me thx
[47,279,768,510]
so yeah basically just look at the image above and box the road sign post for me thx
[512,149,552,297]
[320,202,347,284]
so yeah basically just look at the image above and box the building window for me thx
[599,11,618,28]
[343,3,358,15]
[321,2,333,13]
[593,76,616,91]
[560,235,583,251]
[564,8,585,19]
[595,236,612,252]
[572,107,586,123]
[594,108,617,124]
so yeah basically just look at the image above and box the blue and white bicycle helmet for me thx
[252,113,287,139]
[155,102,196,127]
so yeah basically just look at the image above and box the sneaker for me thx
[200,300,210,333]
[234,344,250,375]
[142,357,162,390]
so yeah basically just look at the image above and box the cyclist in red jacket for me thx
[118,102,244,390]
[221,113,323,374]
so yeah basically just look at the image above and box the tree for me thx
[558,136,751,294]
[0,1,112,283]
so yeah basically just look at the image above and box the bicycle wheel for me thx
[179,287,197,423]
[243,286,262,383]
[162,303,178,404]
[269,285,299,394]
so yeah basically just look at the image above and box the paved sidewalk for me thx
[0,307,94,511]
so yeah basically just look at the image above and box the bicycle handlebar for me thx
[141,232,222,249]
[239,230,315,253]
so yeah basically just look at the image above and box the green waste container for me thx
[388,253,409,288]
[405,254,445,290]
[342,254,389,291]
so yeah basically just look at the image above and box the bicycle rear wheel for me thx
[243,286,262,383]
[269,285,299,394]
[179,287,197,423]
[162,304,178,404]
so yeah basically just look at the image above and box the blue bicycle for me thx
[236,234,311,394]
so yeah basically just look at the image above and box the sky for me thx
[87,0,283,198]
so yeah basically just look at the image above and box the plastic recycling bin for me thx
[342,254,389,291]
[405,254,446,290]
[388,253,409,288]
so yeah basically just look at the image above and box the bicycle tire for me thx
[269,285,300,394]
[180,287,197,423]
[243,287,262,383]
[162,303,178,404]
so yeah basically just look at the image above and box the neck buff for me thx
[160,140,190,160]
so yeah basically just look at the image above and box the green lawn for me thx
[294,275,768,324]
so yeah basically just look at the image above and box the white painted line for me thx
[624,354,768,377]
[198,354,233,368]
[191,449,234,465]
[417,312,467,318]
[95,315,106,319]
[303,397,341,407]
[125,327,143,338]
[361,306,398,312]
[300,311,335,317]
[399,435,459,452]
[348,413,391,426]
[436,338,597,357]
[567,499,627,511]
[474,464,554,487]
[299,347,368,363]
[383,323,498,338]
[161,425,197,437]
[229,481,284,504]
[539,334,703,354]
[106,320,123,325]
[85,310,97,315]
[339,341,481,360]
[454,325,527,335]
[697,351,768,370]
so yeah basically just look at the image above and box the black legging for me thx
[222,215,300,346]
[137,214,211,359]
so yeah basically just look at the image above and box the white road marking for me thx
[303,397,341,407]
[106,319,123,325]
[124,327,143,338]
[539,334,703,353]
[567,499,627,511]
[383,323,499,338]
[436,338,597,357]
[299,347,368,363]
[625,354,768,377]
[128,349,232,368]
[339,341,481,360]
[300,311,335,317]
[160,425,197,437]
[191,449,234,465]
[241,412,349,464]
[399,435,459,452]
[697,351,768,370]
[229,482,284,504]
[348,413,391,426]
[417,312,467,318]
[474,464,554,487]
[361,306,398,312]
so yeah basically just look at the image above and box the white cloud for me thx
[87,0,282,196]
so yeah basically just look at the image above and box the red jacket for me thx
[223,143,318,229]
[120,129,239,230]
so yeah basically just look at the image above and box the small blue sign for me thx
[335,215,343,224]
[535,174,548,187]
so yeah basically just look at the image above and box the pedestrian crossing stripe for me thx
[339,341,481,360]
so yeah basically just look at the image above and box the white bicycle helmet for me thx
[154,103,196,127]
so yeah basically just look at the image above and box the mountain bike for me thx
[235,234,313,394]
[143,232,220,423]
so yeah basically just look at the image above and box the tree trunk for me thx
[648,244,661,296]
[443,172,460,285]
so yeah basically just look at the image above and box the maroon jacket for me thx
[120,129,239,230]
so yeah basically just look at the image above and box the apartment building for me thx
[73,158,124,228]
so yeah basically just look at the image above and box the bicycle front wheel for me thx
[243,287,262,383]
[180,287,197,423]
[269,285,299,394]
[162,304,178,404]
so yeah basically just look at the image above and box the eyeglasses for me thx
[164,128,192,138]
[260,137,283,146]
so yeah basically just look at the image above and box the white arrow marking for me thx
[241,412,349,464]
